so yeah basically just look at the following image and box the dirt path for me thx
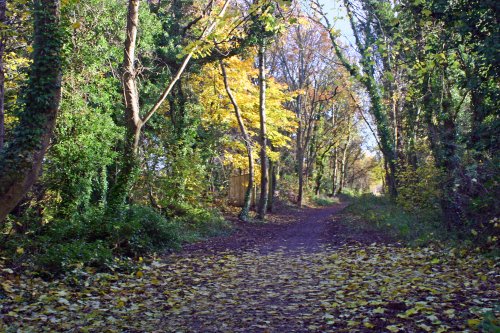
[2,202,498,332]
[261,202,349,252]
[184,201,389,254]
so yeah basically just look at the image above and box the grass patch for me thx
[310,195,339,207]
[345,193,449,246]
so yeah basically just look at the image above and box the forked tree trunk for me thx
[0,0,62,223]
[106,0,232,213]
[257,43,268,220]
[220,60,255,221]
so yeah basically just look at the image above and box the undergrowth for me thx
[344,193,451,247]
[1,204,231,276]
[310,195,339,207]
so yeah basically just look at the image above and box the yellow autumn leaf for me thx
[1,282,14,293]
[467,318,481,328]
[363,322,375,329]
[386,325,400,332]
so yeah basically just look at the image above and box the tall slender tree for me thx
[220,59,255,221]
[256,41,269,219]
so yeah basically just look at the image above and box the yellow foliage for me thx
[193,55,297,172]
[4,51,31,127]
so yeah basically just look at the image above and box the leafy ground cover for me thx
[1,203,498,332]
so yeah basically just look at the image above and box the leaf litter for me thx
[0,206,499,332]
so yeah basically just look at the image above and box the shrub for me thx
[2,201,232,275]
[111,205,182,256]
[172,204,231,241]
[36,240,113,274]
[30,205,183,274]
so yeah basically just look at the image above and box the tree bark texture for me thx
[257,43,268,219]
[106,0,142,213]
[0,0,6,150]
[0,0,62,223]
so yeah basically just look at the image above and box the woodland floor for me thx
[1,201,499,332]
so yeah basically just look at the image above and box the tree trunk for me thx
[257,43,268,220]
[294,89,305,206]
[364,76,398,198]
[106,0,142,214]
[314,156,324,196]
[331,147,338,196]
[338,144,348,194]
[422,70,463,230]
[297,141,304,207]
[0,0,62,223]
[0,0,5,150]
[106,0,232,214]
[268,158,277,213]
[220,60,254,221]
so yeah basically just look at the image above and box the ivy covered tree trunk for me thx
[362,75,397,198]
[106,0,142,214]
[0,0,6,150]
[423,71,463,230]
[257,43,269,220]
[316,0,398,198]
[0,0,62,222]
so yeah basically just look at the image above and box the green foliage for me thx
[171,205,231,242]
[346,194,445,246]
[36,240,113,274]
[478,307,500,333]
[38,0,126,222]
[27,205,182,274]
[111,205,182,256]
[396,160,442,213]
[42,98,121,219]
[311,195,339,207]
